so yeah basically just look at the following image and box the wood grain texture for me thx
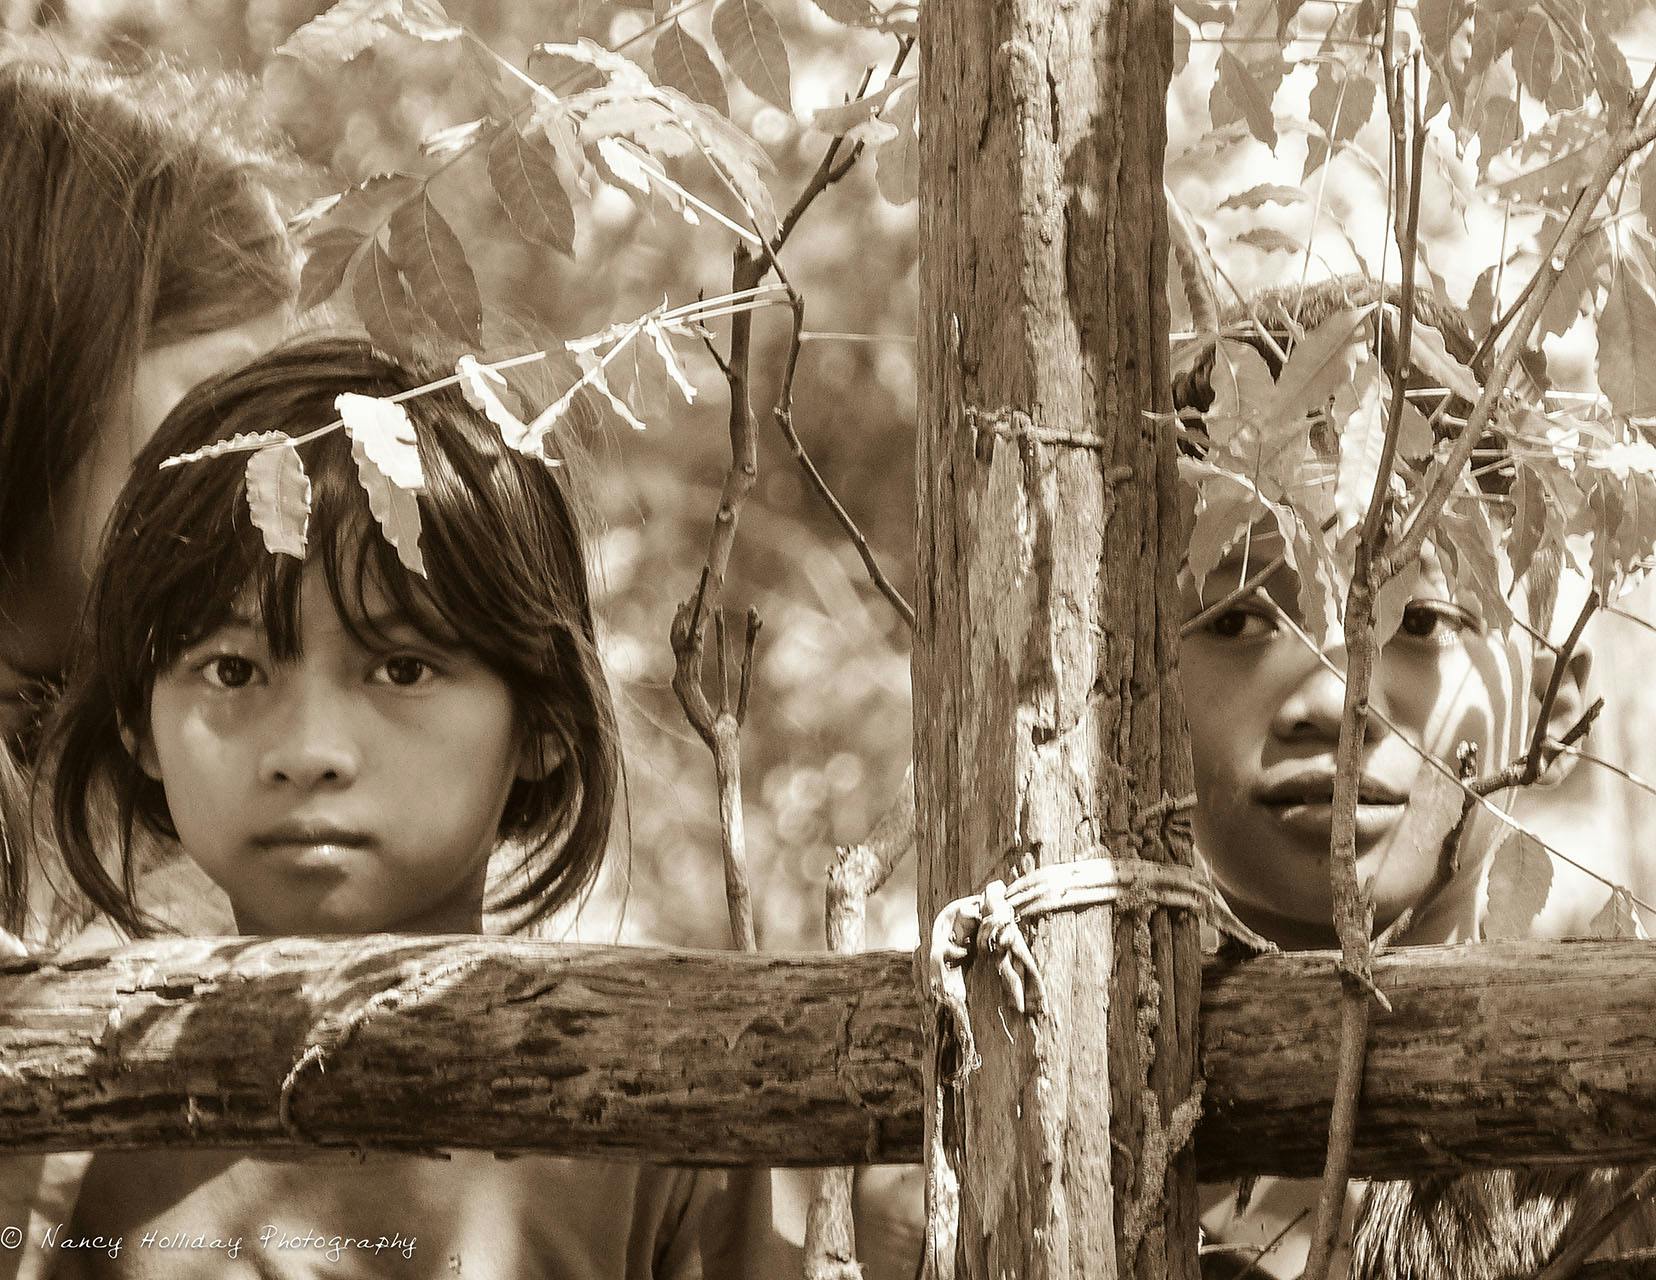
[916,0,1195,1275]
[3,939,1655,1180]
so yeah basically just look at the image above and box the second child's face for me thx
[1179,535,1534,949]
[140,571,528,935]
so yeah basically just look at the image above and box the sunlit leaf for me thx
[456,355,538,455]
[245,444,312,560]
[298,227,367,313]
[712,0,793,112]
[419,116,491,161]
[531,39,655,94]
[1371,555,1420,646]
[352,445,426,577]
[1332,358,1385,536]
[1233,226,1302,255]
[574,350,649,431]
[874,80,918,206]
[1382,310,1482,404]
[276,0,400,62]
[1598,273,1656,419]
[659,88,780,233]
[388,192,483,347]
[1513,10,1560,102]
[652,20,729,117]
[488,129,576,256]
[1483,828,1553,940]
[1182,468,1259,593]
[351,240,421,362]
[394,0,461,41]
[810,79,903,137]
[1475,93,1524,178]
[596,137,653,195]
[337,392,425,492]
[1538,223,1610,340]
[644,322,698,403]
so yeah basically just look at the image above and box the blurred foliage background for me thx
[8,0,1656,947]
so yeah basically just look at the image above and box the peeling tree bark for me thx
[915,1,1195,1277]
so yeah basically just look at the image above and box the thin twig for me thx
[1300,43,1423,1280]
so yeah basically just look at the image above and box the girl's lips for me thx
[1265,799,1406,843]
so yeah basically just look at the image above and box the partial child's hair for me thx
[0,52,298,932]
[50,337,621,937]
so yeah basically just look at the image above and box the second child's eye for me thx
[1397,602,1472,644]
[1206,608,1276,641]
[373,655,435,687]
[201,655,260,689]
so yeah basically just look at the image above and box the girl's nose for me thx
[258,685,361,788]
[1270,653,1384,744]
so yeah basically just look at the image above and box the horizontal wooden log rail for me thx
[0,936,1651,1179]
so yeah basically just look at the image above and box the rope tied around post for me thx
[924,854,1273,1089]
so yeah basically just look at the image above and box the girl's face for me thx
[1178,535,1543,949]
[138,569,540,936]
[0,310,289,735]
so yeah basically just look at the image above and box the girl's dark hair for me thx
[0,55,297,932]
[50,337,621,937]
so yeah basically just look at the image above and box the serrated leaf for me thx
[1184,472,1259,592]
[1208,339,1277,428]
[488,129,575,256]
[1262,306,1374,426]
[1475,93,1524,178]
[1382,310,1482,404]
[276,0,399,62]
[333,172,423,226]
[711,0,793,112]
[337,393,425,492]
[652,20,728,117]
[298,226,367,312]
[456,355,538,454]
[388,192,483,348]
[643,322,697,403]
[392,0,460,40]
[1483,828,1553,940]
[352,445,426,577]
[1213,51,1278,150]
[662,89,780,234]
[1437,500,1513,631]
[532,39,655,94]
[1332,358,1386,536]
[288,191,344,234]
[1539,223,1609,340]
[874,80,918,206]
[1308,62,1376,151]
[1514,10,1560,102]
[244,444,311,560]
[1233,226,1303,255]
[351,240,421,362]
[576,350,649,431]
[1587,887,1644,939]
[1598,274,1656,418]
[810,79,902,137]
[160,430,294,470]
[1217,183,1308,211]
[595,137,653,196]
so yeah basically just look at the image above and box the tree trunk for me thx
[3,939,1656,1174]
[915,1,1194,1276]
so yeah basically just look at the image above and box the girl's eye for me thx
[200,655,260,689]
[1397,602,1471,644]
[1205,607,1276,641]
[374,655,435,687]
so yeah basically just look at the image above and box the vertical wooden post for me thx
[914,2,1198,1277]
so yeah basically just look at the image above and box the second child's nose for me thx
[1270,658,1383,744]
[258,687,361,789]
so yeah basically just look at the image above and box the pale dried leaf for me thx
[244,444,312,560]
[455,355,535,453]
[337,393,425,492]
[161,430,294,470]
[644,321,697,403]
[352,445,426,578]
[1332,360,1386,536]
[276,0,399,62]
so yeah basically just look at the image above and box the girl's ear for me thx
[516,728,569,782]
[1529,635,1594,787]
[119,723,163,782]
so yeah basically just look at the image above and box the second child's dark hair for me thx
[50,337,620,936]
